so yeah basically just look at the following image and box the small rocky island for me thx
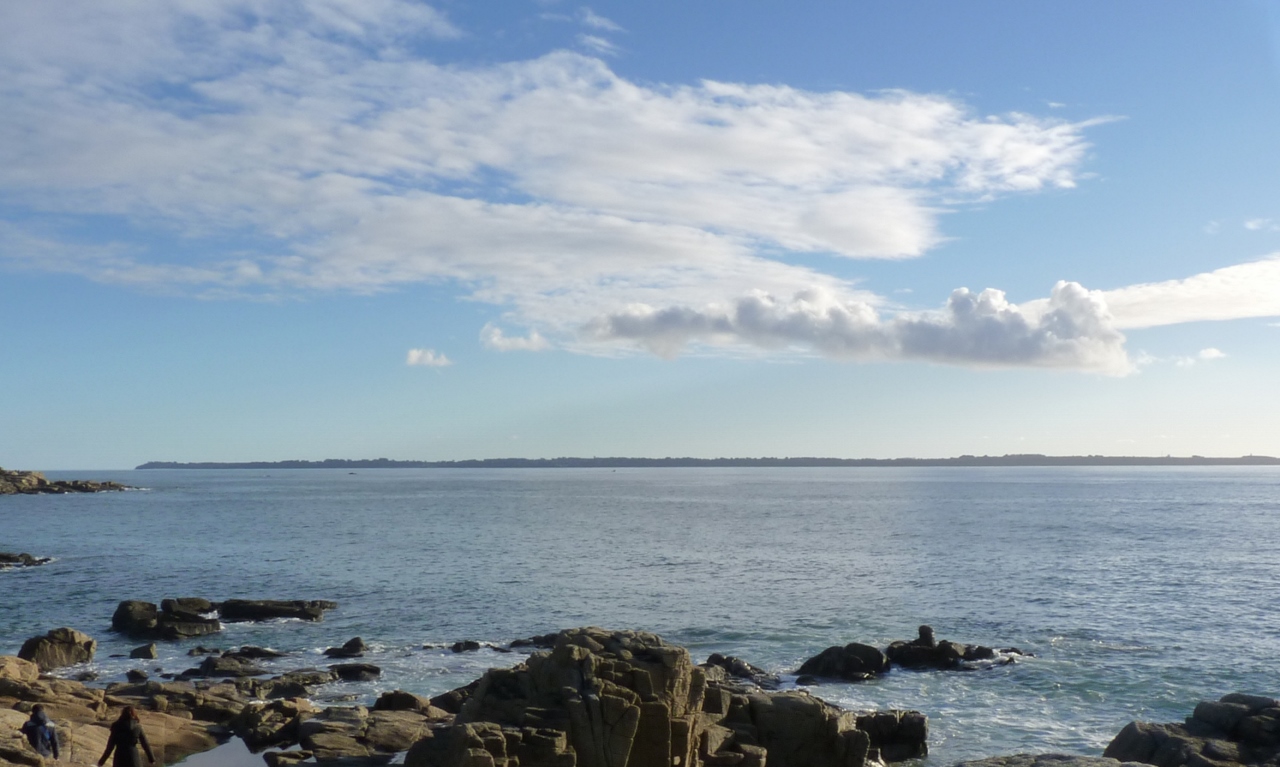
[0,467,128,495]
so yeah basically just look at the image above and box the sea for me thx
[2,467,1279,767]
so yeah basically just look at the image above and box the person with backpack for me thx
[98,707,155,767]
[20,704,60,760]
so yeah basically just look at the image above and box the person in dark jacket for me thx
[21,704,59,759]
[98,707,155,767]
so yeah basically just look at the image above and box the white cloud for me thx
[580,8,622,31]
[587,280,1132,375]
[1198,347,1226,360]
[1244,218,1276,231]
[481,324,552,352]
[1101,255,1280,328]
[0,0,1110,371]
[406,348,452,367]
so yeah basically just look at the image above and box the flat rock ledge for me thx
[1103,693,1280,767]
[0,468,128,495]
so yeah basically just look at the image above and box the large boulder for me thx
[218,599,337,622]
[406,627,926,767]
[323,637,367,658]
[1104,693,1280,767]
[18,628,96,671]
[797,643,890,682]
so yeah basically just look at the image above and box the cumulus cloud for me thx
[588,281,1132,375]
[481,324,552,352]
[406,348,452,367]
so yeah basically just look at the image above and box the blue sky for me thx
[3,1,1279,468]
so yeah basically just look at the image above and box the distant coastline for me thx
[135,454,1280,469]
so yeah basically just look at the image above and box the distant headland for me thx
[135,454,1280,469]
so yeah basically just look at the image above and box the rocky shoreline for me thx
[0,468,128,495]
[2,614,1276,767]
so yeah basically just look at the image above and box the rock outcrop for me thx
[405,627,926,767]
[112,599,222,640]
[797,626,1025,682]
[18,628,96,671]
[0,552,52,570]
[0,467,128,495]
[324,637,368,658]
[1104,693,1280,767]
[219,599,337,622]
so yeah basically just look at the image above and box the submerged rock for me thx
[405,626,926,767]
[324,637,367,658]
[0,552,53,569]
[1104,693,1280,767]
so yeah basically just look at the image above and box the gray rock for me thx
[131,643,159,659]
[1104,693,1280,767]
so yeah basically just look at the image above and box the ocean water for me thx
[2,467,1279,766]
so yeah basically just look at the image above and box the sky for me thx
[2,1,1280,469]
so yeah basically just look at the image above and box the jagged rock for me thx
[0,552,52,569]
[19,628,96,671]
[219,599,337,622]
[131,644,158,659]
[0,466,128,494]
[452,641,482,653]
[797,643,890,682]
[331,663,381,682]
[405,627,926,767]
[324,637,368,658]
[237,669,339,700]
[1104,693,1280,767]
[233,697,319,751]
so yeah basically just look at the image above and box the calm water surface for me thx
[2,467,1278,765]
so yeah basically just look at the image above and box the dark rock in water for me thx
[450,640,482,653]
[131,643,158,659]
[18,627,97,671]
[1104,693,1280,767]
[702,653,781,689]
[162,597,216,614]
[324,637,368,658]
[182,654,268,678]
[404,626,927,767]
[0,551,52,569]
[127,669,149,682]
[188,646,221,656]
[954,755,1146,767]
[331,662,381,681]
[219,599,337,622]
[0,466,129,494]
[884,625,1015,670]
[71,670,99,681]
[112,599,222,640]
[227,645,287,660]
[797,643,891,682]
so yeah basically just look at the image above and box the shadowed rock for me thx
[219,600,337,622]
[1104,693,1280,767]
